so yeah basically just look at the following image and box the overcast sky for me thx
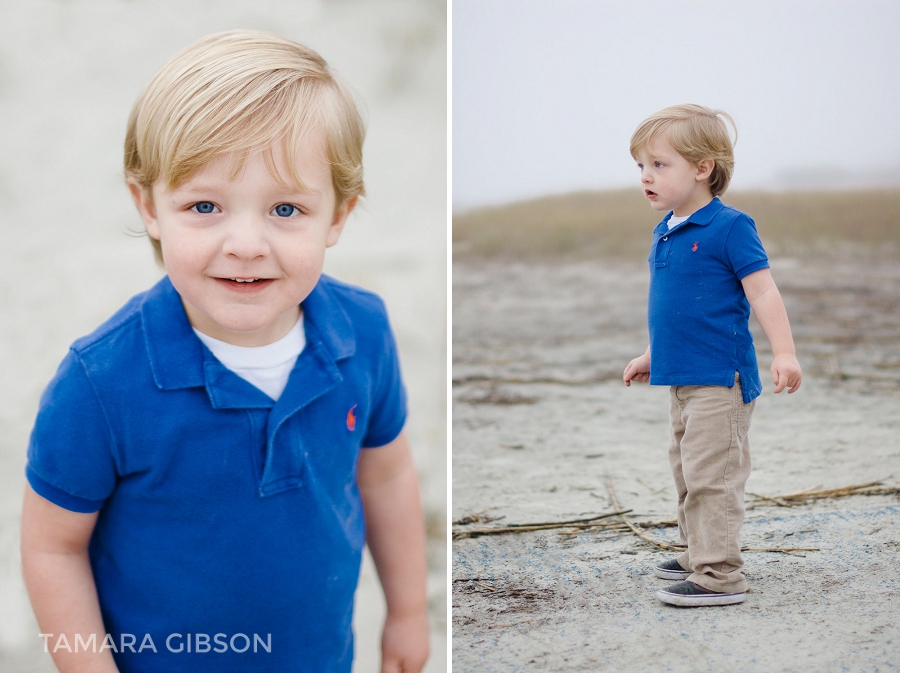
[452,0,900,212]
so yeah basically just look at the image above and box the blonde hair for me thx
[124,30,366,263]
[630,104,737,196]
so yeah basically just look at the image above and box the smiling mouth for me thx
[215,277,275,291]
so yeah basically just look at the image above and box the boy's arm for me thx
[741,268,802,393]
[357,431,429,673]
[21,483,119,673]
[623,345,651,386]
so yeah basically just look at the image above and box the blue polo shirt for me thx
[26,274,406,673]
[647,197,769,403]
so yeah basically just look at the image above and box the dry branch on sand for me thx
[453,578,554,601]
[747,480,899,508]
[452,510,633,539]
[602,476,698,552]
[453,479,897,552]
[456,477,900,554]
[603,477,821,553]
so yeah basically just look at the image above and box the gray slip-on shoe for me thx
[656,581,746,607]
[653,558,691,580]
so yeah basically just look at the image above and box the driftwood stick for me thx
[605,477,818,554]
[741,547,819,553]
[745,492,792,507]
[774,484,823,498]
[637,478,666,494]
[605,476,686,552]
[501,510,633,528]
[779,480,881,499]
[452,510,633,539]
[748,480,898,507]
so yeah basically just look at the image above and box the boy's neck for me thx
[184,300,303,348]
[672,191,714,218]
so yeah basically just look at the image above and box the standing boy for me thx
[21,31,429,671]
[623,104,802,607]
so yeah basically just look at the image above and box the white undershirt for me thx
[667,213,692,230]
[192,317,306,401]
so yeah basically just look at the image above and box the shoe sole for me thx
[653,567,691,580]
[656,589,746,607]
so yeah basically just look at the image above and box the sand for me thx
[452,255,900,672]
[0,2,446,671]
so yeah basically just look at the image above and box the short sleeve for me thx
[724,213,770,279]
[361,321,407,449]
[26,350,118,513]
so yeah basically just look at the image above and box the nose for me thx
[222,214,270,260]
[641,167,651,183]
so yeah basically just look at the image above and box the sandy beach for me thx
[452,254,900,671]
[0,1,446,671]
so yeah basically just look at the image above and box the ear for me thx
[127,180,161,240]
[695,158,715,182]
[326,195,358,248]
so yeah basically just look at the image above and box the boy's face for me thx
[634,133,714,217]
[130,134,355,347]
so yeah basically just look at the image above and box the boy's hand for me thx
[623,348,651,386]
[771,352,802,393]
[380,609,430,673]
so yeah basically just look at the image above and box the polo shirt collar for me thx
[655,197,725,235]
[141,276,207,391]
[299,274,356,362]
[141,275,357,397]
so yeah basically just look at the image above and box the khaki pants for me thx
[669,375,754,593]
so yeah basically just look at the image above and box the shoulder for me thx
[317,274,388,309]
[33,288,155,449]
[67,279,179,386]
[702,202,762,252]
[709,201,756,229]
[716,204,763,245]
[70,287,150,359]
[315,274,391,328]
[712,203,769,272]
[303,274,399,365]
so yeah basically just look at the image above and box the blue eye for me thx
[273,203,298,217]
[192,201,216,214]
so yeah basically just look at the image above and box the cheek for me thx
[290,246,327,276]
[158,237,209,276]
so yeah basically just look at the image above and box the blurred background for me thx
[453,0,900,263]
[0,1,446,671]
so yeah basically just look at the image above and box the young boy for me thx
[21,30,429,672]
[623,104,802,607]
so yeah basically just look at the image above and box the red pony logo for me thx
[346,405,357,431]
[692,241,699,252]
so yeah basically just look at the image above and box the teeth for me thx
[231,278,258,283]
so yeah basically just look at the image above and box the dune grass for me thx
[453,188,900,260]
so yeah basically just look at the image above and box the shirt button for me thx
[663,236,668,241]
